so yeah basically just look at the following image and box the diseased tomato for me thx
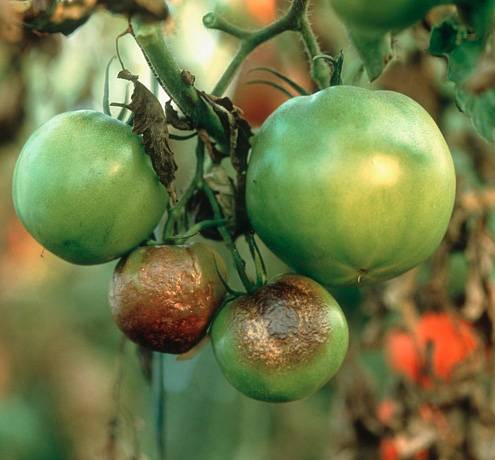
[246,85,455,287]
[12,110,167,265]
[109,243,227,354]
[210,274,349,402]
[385,312,481,386]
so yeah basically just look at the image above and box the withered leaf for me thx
[198,92,253,235]
[186,165,237,241]
[164,100,193,131]
[99,0,169,21]
[19,0,168,36]
[22,0,94,35]
[116,69,177,201]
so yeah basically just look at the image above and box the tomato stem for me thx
[152,352,166,460]
[245,231,267,287]
[203,181,255,292]
[162,141,205,241]
[206,0,332,96]
[130,16,229,151]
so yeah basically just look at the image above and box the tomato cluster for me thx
[12,76,455,403]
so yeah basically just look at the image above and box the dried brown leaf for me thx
[99,0,169,20]
[116,69,177,201]
[164,101,193,131]
[22,0,95,35]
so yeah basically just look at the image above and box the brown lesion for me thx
[110,244,226,354]
[231,275,332,370]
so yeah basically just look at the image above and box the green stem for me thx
[152,352,166,460]
[299,15,331,89]
[207,0,331,96]
[130,16,228,149]
[164,218,228,244]
[201,172,254,292]
[245,232,267,287]
[162,142,205,241]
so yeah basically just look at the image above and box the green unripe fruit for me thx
[211,274,349,402]
[330,0,444,35]
[246,86,456,286]
[12,110,167,265]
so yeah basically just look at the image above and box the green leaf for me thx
[248,67,309,95]
[428,19,495,142]
[348,30,393,81]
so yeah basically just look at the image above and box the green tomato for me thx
[211,274,349,402]
[246,86,455,287]
[330,0,443,35]
[12,110,167,265]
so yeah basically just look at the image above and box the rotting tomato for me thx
[109,243,227,354]
[12,110,167,265]
[246,85,456,287]
[210,274,349,402]
[385,312,481,386]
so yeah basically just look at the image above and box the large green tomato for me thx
[330,0,445,35]
[12,110,167,265]
[246,86,455,287]
[211,274,349,402]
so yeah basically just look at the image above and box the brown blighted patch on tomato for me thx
[110,244,226,354]
[230,275,332,370]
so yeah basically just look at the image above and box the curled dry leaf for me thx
[198,92,253,235]
[20,0,95,35]
[18,0,168,36]
[165,100,193,131]
[115,69,177,201]
[187,165,237,240]
[98,0,169,20]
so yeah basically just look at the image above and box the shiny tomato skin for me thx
[246,85,455,287]
[12,110,167,265]
[110,243,227,354]
[210,274,349,402]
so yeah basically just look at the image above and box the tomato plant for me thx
[9,0,495,457]
[12,110,167,265]
[210,274,349,402]
[110,243,226,354]
[247,85,456,287]
[385,312,481,386]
